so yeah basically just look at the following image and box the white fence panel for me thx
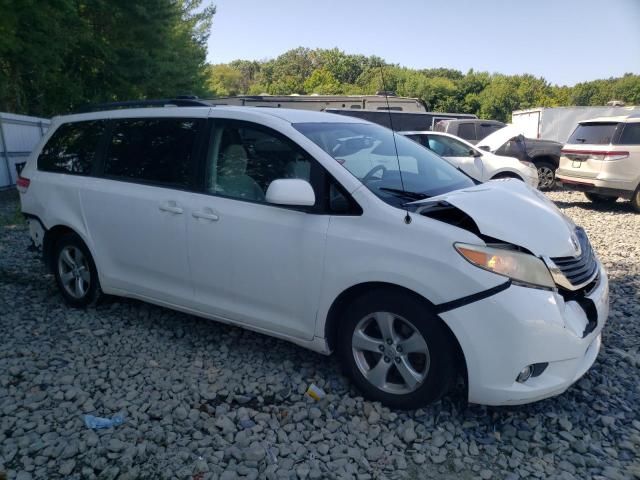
[0,113,50,187]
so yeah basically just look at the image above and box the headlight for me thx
[455,243,556,289]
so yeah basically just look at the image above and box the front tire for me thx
[585,192,618,204]
[337,289,456,409]
[54,233,101,307]
[536,161,556,190]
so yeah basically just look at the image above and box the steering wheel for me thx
[362,164,387,184]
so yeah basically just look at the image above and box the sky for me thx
[206,0,640,86]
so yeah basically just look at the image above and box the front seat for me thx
[217,144,264,201]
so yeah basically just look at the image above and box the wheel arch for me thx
[324,281,468,386]
[491,170,523,181]
[43,224,95,274]
[531,154,558,169]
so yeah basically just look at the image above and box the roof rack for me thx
[76,97,214,113]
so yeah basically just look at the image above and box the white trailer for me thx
[211,94,426,112]
[512,106,640,143]
[0,112,50,188]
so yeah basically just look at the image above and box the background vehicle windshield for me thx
[294,122,474,206]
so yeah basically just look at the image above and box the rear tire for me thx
[337,289,456,410]
[535,161,556,191]
[53,233,101,307]
[585,192,618,204]
[631,186,640,213]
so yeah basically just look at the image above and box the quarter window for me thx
[104,118,201,187]
[478,123,503,140]
[38,121,105,175]
[457,123,477,141]
[618,123,640,145]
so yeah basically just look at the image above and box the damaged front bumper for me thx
[440,264,609,406]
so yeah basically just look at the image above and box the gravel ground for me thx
[0,188,639,480]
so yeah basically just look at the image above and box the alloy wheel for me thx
[351,311,430,395]
[57,245,91,299]
[538,166,555,189]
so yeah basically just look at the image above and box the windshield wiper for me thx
[379,187,430,200]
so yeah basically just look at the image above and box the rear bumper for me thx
[556,177,633,199]
[441,264,609,406]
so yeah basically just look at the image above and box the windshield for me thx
[293,122,474,207]
[567,122,619,145]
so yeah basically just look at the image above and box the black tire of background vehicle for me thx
[585,192,619,204]
[53,232,101,307]
[631,185,640,213]
[535,161,556,191]
[337,289,457,410]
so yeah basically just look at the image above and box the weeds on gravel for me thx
[0,202,24,227]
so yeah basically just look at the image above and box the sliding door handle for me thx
[159,202,183,214]
[192,210,219,221]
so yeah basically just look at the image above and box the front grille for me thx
[549,228,598,290]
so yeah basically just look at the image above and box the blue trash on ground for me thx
[84,414,125,429]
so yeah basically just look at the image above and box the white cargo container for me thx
[0,113,50,188]
[512,106,640,143]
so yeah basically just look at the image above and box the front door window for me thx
[207,121,315,204]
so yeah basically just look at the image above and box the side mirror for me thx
[512,134,525,142]
[470,149,482,157]
[266,179,316,207]
[478,145,490,152]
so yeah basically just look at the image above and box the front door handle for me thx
[192,210,219,221]
[159,202,183,214]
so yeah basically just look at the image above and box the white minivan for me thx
[18,106,608,409]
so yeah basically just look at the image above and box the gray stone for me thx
[59,460,76,476]
[365,445,384,461]
[413,452,427,465]
[173,406,188,421]
[600,416,615,427]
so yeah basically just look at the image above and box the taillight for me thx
[561,149,629,161]
[16,175,30,193]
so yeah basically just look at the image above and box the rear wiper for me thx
[379,187,430,200]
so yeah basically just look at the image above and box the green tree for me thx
[0,0,215,116]
[611,74,640,105]
[206,64,243,96]
[303,68,342,94]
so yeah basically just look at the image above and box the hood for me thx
[477,125,524,152]
[478,125,562,152]
[412,180,577,257]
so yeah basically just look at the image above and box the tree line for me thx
[1,2,638,122]
[206,47,640,122]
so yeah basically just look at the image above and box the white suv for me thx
[18,106,609,408]
[399,130,539,188]
[557,115,640,211]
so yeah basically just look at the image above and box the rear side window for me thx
[478,123,503,140]
[617,123,640,145]
[38,121,105,175]
[104,118,201,187]
[457,123,477,140]
[567,122,619,145]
